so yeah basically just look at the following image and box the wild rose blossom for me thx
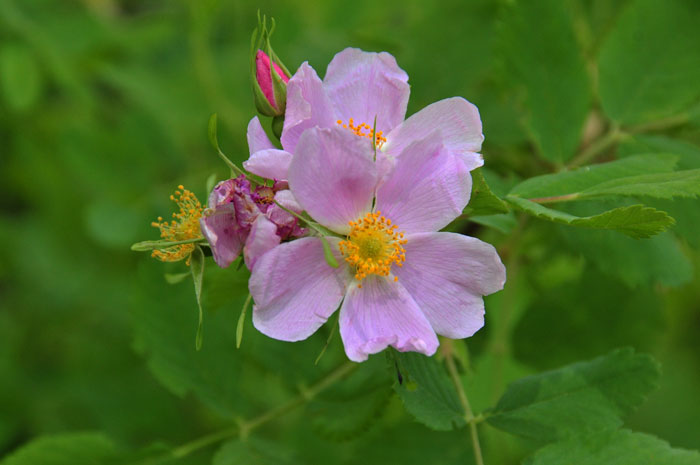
[199,176,304,270]
[244,47,485,183]
[249,126,506,362]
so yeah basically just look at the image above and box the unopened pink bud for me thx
[256,49,289,110]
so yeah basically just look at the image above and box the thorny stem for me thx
[170,361,356,459]
[443,340,484,465]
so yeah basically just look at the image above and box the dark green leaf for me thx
[488,348,660,442]
[524,429,700,465]
[499,0,591,162]
[0,433,116,465]
[213,438,299,465]
[506,196,674,238]
[598,0,700,125]
[393,352,465,431]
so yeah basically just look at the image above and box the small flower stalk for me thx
[251,13,291,131]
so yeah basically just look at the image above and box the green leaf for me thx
[164,272,189,285]
[236,293,252,349]
[618,135,700,170]
[524,429,700,465]
[393,352,465,431]
[213,438,299,465]
[488,348,660,443]
[598,0,700,125]
[0,433,116,465]
[509,154,678,199]
[464,168,510,216]
[310,387,392,441]
[321,236,339,268]
[190,245,205,351]
[506,196,674,238]
[0,42,43,112]
[499,0,591,162]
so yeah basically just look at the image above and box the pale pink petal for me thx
[247,116,275,154]
[281,62,336,153]
[288,126,377,234]
[323,48,410,135]
[244,215,281,270]
[243,149,292,181]
[273,189,301,212]
[375,133,472,234]
[385,98,484,166]
[395,232,506,339]
[339,276,439,362]
[199,205,245,268]
[251,237,348,341]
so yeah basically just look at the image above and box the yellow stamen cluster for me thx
[337,118,386,149]
[338,211,407,287]
[150,185,203,264]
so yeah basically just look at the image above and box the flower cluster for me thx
[141,25,505,362]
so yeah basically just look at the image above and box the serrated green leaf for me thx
[499,0,591,162]
[598,0,700,125]
[618,135,700,170]
[506,196,674,238]
[487,348,660,443]
[509,154,678,199]
[0,433,116,465]
[580,169,700,199]
[0,42,43,112]
[524,429,700,465]
[393,352,465,431]
[464,168,510,216]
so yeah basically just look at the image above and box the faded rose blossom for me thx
[199,176,304,270]
[249,126,505,362]
[244,47,484,185]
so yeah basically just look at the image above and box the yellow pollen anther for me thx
[151,186,203,265]
[338,211,405,283]
[336,118,387,149]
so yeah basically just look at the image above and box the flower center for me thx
[336,118,386,149]
[339,211,407,286]
[151,185,203,263]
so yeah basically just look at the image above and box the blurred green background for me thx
[1,0,699,463]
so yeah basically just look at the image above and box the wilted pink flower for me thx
[199,176,304,270]
[249,126,506,362]
[244,47,485,183]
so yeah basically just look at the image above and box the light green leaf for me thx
[580,169,700,199]
[0,42,43,112]
[464,168,510,216]
[236,293,252,349]
[0,433,115,465]
[190,245,205,351]
[598,0,700,125]
[506,196,674,238]
[524,429,700,465]
[509,154,678,199]
[488,348,660,443]
[499,0,591,162]
[618,135,700,170]
[393,352,465,431]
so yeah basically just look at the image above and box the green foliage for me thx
[499,0,591,162]
[488,349,660,443]
[598,0,700,125]
[464,168,510,216]
[0,42,43,112]
[213,438,299,465]
[524,429,700,465]
[0,433,115,465]
[392,352,465,431]
[506,196,674,238]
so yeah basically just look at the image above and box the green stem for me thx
[170,361,356,459]
[131,237,206,251]
[527,193,581,204]
[444,341,484,465]
[625,113,689,134]
[567,123,622,169]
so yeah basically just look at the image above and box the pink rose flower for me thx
[249,125,506,362]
